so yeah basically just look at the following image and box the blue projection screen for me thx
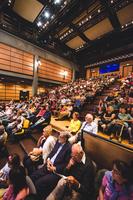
[99,63,120,74]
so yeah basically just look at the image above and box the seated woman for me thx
[98,160,133,200]
[110,106,133,143]
[0,154,21,189]
[2,166,29,200]
[65,112,81,135]
[30,105,51,130]
[55,103,73,120]
[23,125,57,175]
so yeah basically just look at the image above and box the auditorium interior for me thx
[0,0,133,199]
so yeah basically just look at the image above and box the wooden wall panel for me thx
[0,43,33,76]
[86,68,91,79]
[0,83,32,100]
[38,57,72,83]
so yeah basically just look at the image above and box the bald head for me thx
[71,143,84,163]
[85,113,93,123]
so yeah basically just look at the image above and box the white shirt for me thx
[80,121,98,135]
[42,135,57,164]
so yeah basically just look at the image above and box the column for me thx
[32,55,38,96]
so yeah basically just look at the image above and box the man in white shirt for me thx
[69,114,97,145]
[80,113,98,135]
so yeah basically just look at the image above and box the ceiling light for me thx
[54,0,61,4]
[51,15,54,19]
[89,15,92,19]
[44,11,50,19]
[111,0,113,3]
[98,9,100,13]
[125,24,127,27]
[132,21,133,24]
[37,21,42,27]
[126,63,129,66]
[121,25,124,28]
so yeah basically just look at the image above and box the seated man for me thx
[110,106,133,143]
[30,131,71,200]
[46,143,95,200]
[69,113,98,145]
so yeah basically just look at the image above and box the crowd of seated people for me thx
[0,129,133,200]
[49,74,118,118]
[94,73,133,144]
[0,73,133,199]
[0,74,117,144]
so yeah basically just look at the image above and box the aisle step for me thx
[19,138,36,154]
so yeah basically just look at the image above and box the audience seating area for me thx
[0,73,133,200]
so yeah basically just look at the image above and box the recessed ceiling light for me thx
[37,21,42,27]
[51,15,54,19]
[54,0,61,4]
[44,11,50,19]
[98,9,100,13]
[89,15,92,19]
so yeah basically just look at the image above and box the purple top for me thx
[101,171,133,200]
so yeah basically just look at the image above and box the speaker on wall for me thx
[20,90,29,101]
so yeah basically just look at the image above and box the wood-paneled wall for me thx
[38,58,72,83]
[0,43,33,76]
[86,60,133,79]
[86,67,99,79]
[0,83,32,100]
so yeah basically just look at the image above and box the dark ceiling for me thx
[0,0,133,66]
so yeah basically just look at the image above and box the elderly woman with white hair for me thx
[23,125,58,175]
